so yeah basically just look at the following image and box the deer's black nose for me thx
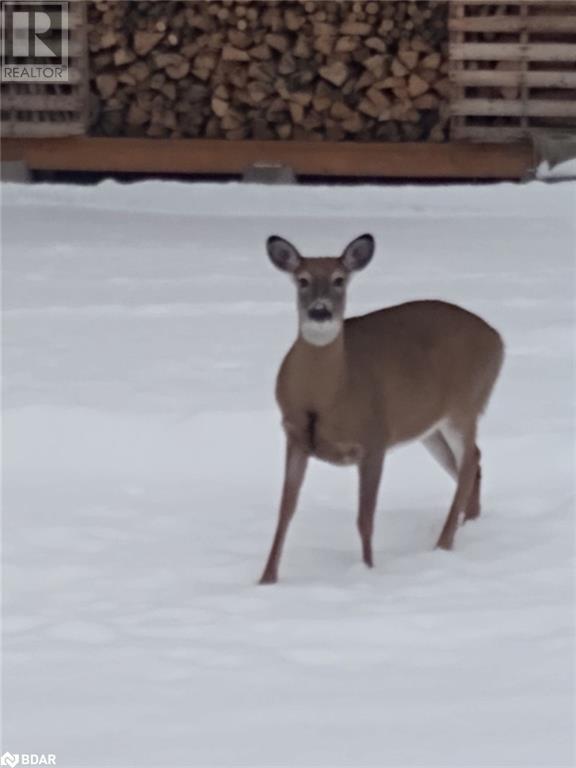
[308,303,333,322]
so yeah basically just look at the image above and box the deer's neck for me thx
[292,330,347,410]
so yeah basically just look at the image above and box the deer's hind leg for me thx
[423,431,482,522]
[463,446,481,521]
[435,420,479,550]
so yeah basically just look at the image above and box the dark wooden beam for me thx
[1,137,535,179]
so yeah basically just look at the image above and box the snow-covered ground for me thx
[2,179,574,768]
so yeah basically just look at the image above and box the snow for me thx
[536,158,576,181]
[2,178,574,768]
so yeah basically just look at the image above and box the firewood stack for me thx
[88,1,450,142]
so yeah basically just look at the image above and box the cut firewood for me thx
[222,45,250,62]
[408,73,430,98]
[89,0,449,143]
[319,61,349,87]
[211,96,229,118]
[113,48,136,67]
[398,49,419,71]
[133,30,164,57]
[96,73,117,99]
[391,58,409,78]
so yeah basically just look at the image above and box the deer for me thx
[259,234,504,585]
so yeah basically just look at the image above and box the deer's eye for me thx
[332,275,345,288]
[297,276,310,289]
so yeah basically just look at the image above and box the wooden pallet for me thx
[448,0,576,142]
[0,2,89,137]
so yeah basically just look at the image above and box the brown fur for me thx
[260,241,504,584]
[278,300,503,458]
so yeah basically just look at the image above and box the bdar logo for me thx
[1,754,19,768]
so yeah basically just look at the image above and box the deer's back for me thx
[344,300,504,444]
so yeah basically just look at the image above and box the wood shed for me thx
[2,0,575,179]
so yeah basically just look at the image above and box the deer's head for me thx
[267,234,375,346]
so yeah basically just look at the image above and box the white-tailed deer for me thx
[259,234,504,584]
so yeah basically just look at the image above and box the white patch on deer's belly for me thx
[419,419,443,442]
[414,417,465,468]
[402,416,465,469]
[395,417,447,449]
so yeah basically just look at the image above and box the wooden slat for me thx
[0,138,536,179]
[452,125,528,142]
[452,98,576,117]
[75,0,89,136]
[449,2,466,140]
[518,2,529,132]
[449,15,576,33]
[460,0,572,4]
[451,43,576,61]
[0,122,86,138]
[452,69,576,89]
[1,93,81,110]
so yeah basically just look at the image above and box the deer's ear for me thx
[341,234,375,272]
[267,236,302,273]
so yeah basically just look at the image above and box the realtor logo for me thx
[1,2,69,82]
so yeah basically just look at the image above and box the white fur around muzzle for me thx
[300,319,342,346]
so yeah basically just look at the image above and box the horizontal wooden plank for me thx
[1,93,83,110]
[0,122,86,138]
[452,97,576,117]
[452,125,528,142]
[459,0,572,4]
[0,138,535,179]
[451,42,576,61]
[451,69,576,88]
[450,15,576,33]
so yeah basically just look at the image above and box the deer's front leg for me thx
[357,450,385,568]
[259,436,309,585]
